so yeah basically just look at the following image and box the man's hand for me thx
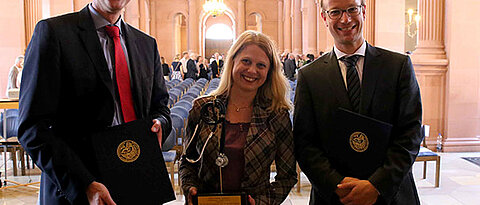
[337,180,379,205]
[187,187,198,205]
[335,177,359,198]
[151,119,163,149]
[86,181,116,205]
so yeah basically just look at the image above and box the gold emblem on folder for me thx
[349,132,369,152]
[117,140,140,162]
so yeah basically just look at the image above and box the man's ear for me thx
[321,11,328,27]
[362,5,366,20]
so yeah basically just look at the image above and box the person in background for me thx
[171,55,183,80]
[203,58,212,80]
[180,30,297,205]
[6,55,24,97]
[210,52,224,79]
[283,53,296,81]
[18,0,172,204]
[305,54,315,64]
[294,0,422,204]
[161,56,170,80]
[185,52,198,80]
[197,55,208,80]
[180,51,189,79]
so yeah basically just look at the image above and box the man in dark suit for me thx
[210,52,223,78]
[284,53,297,81]
[293,0,422,205]
[185,53,198,80]
[18,0,172,204]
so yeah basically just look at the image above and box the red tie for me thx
[105,25,136,123]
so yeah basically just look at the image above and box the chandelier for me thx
[406,8,421,38]
[203,0,227,17]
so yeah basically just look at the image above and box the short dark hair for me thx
[321,0,366,10]
[306,54,315,61]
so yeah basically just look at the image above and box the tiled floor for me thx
[0,152,479,204]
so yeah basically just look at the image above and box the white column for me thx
[24,0,42,48]
[124,0,140,28]
[411,0,448,150]
[283,0,292,53]
[237,0,246,37]
[188,0,199,53]
[292,0,302,54]
[364,0,375,45]
[277,0,284,51]
[412,0,446,59]
[302,0,317,55]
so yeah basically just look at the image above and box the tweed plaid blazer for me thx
[179,94,297,205]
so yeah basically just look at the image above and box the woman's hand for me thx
[187,187,198,205]
[248,195,255,205]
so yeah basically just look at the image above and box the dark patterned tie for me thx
[341,55,361,112]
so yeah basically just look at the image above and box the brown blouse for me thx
[222,120,249,192]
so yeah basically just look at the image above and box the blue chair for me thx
[184,78,194,84]
[170,87,183,95]
[197,78,208,85]
[175,100,193,111]
[0,109,19,138]
[162,149,178,189]
[168,90,181,102]
[0,109,26,176]
[162,128,178,188]
[167,97,175,108]
[170,79,179,84]
[170,113,185,145]
[162,128,176,152]
[180,95,195,103]
[171,106,189,120]
[415,125,440,187]
[183,92,198,99]
[189,86,203,94]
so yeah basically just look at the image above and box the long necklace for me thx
[232,103,251,112]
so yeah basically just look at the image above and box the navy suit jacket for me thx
[294,44,422,205]
[18,6,171,204]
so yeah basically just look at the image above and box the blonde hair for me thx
[210,30,292,112]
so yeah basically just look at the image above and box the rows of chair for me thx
[162,78,217,192]
[0,109,32,177]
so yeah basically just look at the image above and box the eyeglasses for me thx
[324,5,363,20]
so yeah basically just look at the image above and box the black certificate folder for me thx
[91,119,175,205]
[328,108,393,179]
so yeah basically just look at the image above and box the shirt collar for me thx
[88,3,124,35]
[334,40,367,60]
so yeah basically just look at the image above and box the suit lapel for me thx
[324,51,352,110]
[77,7,115,99]
[122,23,145,119]
[359,44,382,115]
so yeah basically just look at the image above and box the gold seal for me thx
[117,140,140,163]
[349,132,369,152]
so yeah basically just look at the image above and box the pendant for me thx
[236,108,240,112]
[216,153,229,167]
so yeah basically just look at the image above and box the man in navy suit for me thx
[18,0,172,204]
[294,0,422,204]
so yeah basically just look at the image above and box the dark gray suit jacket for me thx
[293,44,422,205]
[284,58,296,80]
[18,6,171,204]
